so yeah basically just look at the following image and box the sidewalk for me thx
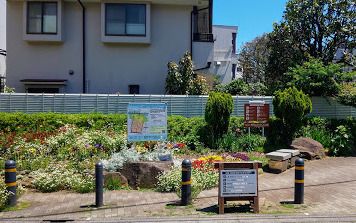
[0,157,355,221]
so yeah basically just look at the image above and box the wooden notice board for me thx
[214,162,262,214]
[244,103,270,128]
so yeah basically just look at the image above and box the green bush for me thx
[273,87,312,144]
[286,58,343,96]
[234,134,266,152]
[216,133,266,152]
[0,180,9,210]
[31,164,94,193]
[329,125,355,156]
[168,116,206,148]
[0,113,127,133]
[205,92,233,148]
[337,82,356,107]
[156,167,218,193]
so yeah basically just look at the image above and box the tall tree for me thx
[266,0,355,91]
[284,0,355,63]
[238,34,270,83]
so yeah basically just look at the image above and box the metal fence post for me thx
[294,158,304,204]
[95,162,104,207]
[181,159,192,206]
[5,160,17,207]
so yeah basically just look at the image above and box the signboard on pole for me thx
[244,101,270,128]
[215,162,261,214]
[220,169,257,197]
[127,103,167,142]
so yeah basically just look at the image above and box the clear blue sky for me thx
[214,0,287,51]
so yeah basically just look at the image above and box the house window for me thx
[105,4,146,36]
[232,64,237,80]
[27,88,59,93]
[27,2,58,34]
[129,85,140,94]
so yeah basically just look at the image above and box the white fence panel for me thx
[0,93,354,119]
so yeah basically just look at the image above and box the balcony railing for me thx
[193,33,214,42]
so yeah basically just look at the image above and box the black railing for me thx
[0,76,5,93]
[193,33,214,42]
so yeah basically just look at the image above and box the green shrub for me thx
[168,116,206,147]
[286,58,342,96]
[330,125,355,156]
[299,126,333,149]
[0,180,9,210]
[105,176,123,191]
[32,164,94,193]
[273,87,312,144]
[205,92,233,148]
[70,174,95,193]
[337,82,356,107]
[0,113,127,133]
[156,167,218,193]
[234,134,266,152]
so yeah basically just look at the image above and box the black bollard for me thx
[294,158,304,204]
[181,159,192,206]
[95,162,104,207]
[5,160,17,207]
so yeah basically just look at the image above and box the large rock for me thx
[290,137,326,160]
[119,161,174,189]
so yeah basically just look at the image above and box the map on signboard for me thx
[244,102,270,128]
[220,169,257,197]
[127,103,167,142]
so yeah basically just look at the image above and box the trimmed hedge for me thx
[0,113,127,132]
[0,113,354,155]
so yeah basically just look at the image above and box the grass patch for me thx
[2,201,31,212]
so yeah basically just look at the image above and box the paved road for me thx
[0,157,356,221]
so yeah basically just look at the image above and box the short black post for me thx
[95,162,104,207]
[181,159,192,206]
[294,158,304,204]
[5,160,17,207]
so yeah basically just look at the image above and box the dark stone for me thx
[119,161,174,189]
[290,137,326,160]
[103,171,128,187]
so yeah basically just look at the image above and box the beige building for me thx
[0,0,6,91]
[6,0,214,94]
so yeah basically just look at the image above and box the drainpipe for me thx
[77,0,86,93]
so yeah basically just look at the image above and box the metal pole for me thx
[95,162,104,207]
[5,160,17,207]
[181,159,192,206]
[294,158,304,204]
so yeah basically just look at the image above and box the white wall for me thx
[0,0,6,78]
[207,25,238,84]
[6,1,192,94]
[7,1,83,92]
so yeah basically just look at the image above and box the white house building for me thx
[6,0,215,94]
[0,0,6,91]
[211,25,240,83]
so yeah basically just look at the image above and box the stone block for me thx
[268,160,288,173]
[277,149,300,156]
[266,152,291,161]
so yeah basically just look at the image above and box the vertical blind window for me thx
[105,4,146,36]
[27,2,57,34]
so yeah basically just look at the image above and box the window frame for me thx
[26,1,58,35]
[104,3,147,37]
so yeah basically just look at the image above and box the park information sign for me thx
[127,103,167,142]
[220,169,257,197]
[244,101,270,128]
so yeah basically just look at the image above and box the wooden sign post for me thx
[214,162,262,214]
[244,101,270,136]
